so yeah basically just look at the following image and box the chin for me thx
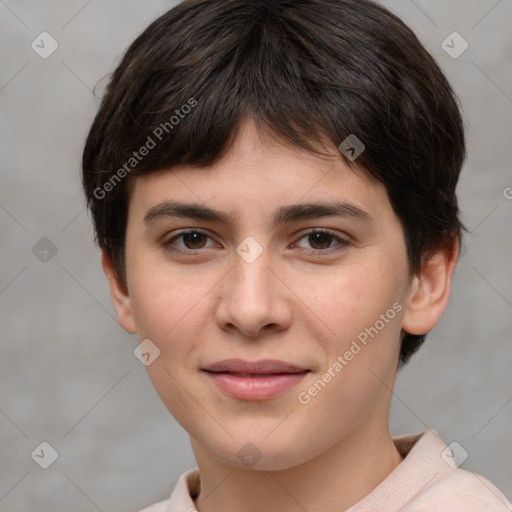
[211,433,319,472]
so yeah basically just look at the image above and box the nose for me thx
[214,247,292,339]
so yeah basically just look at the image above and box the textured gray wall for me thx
[1,1,511,510]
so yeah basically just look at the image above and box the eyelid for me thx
[163,227,351,254]
[164,229,219,251]
[291,228,351,251]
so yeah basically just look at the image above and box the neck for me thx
[191,421,404,512]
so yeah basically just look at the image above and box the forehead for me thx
[127,119,390,226]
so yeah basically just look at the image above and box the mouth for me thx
[201,359,311,400]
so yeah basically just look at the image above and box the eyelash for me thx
[163,228,350,255]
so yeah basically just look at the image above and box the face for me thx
[108,119,443,471]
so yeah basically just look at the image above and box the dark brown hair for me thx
[82,0,466,366]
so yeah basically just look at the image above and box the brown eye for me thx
[164,230,216,253]
[307,231,333,250]
[294,229,350,253]
[181,232,208,249]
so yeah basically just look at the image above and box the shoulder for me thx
[351,430,512,512]
[136,499,169,512]
[409,467,512,511]
[133,469,200,512]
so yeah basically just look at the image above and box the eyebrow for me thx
[143,200,374,229]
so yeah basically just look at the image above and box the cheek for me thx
[126,264,211,425]
[128,255,209,341]
[293,261,404,345]
[291,271,404,449]
[294,257,407,411]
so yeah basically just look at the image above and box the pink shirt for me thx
[139,430,512,512]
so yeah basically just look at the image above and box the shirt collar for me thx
[165,430,450,512]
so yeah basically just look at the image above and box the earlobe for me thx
[101,249,137,334]
[401,238,459,336]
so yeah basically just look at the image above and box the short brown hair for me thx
[81,0,466,366]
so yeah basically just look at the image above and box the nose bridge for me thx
[231,239,275,306]
[215,237,290,336]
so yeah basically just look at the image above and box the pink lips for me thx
[201,359,310,400]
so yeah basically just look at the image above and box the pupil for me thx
[310,232,331,249]
[185,232,206,248]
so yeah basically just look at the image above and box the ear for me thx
[401,237,459,335]
[101,249,137,334]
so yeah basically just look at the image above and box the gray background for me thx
[0,0,511,510]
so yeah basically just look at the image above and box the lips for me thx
[201,359,311,400]
[201,358,309,375]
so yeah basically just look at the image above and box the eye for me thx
[163,230,217,253]
[162,228,350,255]
[293,228,350,252]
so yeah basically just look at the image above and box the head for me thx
[82,0,465,469]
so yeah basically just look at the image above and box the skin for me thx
[103,118,458,512]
